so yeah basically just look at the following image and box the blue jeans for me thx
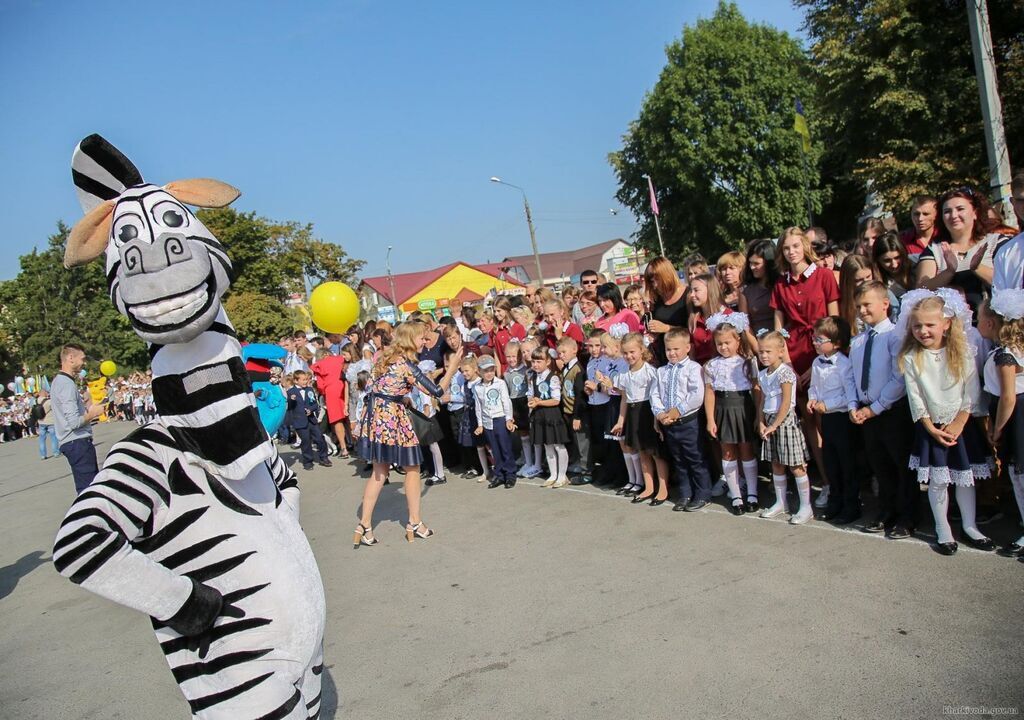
[39,424,57,458]
[60,437,99,493]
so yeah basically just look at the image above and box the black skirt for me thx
[909,417,992,486]
[623,401,661,454]
[511,396,530,433]
[530,405,570,445]
[989,392,1024,474]
[713,390,755,445]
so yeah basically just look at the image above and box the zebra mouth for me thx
[126,271,215,330]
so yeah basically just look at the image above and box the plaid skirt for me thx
[759,409,808,467]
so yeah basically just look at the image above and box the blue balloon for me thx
[251,381,287,436]
[241,343,287,362]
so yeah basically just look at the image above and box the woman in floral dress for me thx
[355,321,462,547]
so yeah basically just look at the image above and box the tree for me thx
[0,223,149,376]
[797,0,1024,237]
[224,291,297,342]
[609,1,821,261]
[197,209,364,301]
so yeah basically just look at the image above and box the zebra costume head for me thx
[66,134,239,346]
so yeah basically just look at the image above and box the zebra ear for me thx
[65,199,115,268]
[163,178,241,208]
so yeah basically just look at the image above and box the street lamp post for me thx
[490,177,544,286]
[385,245,398,321]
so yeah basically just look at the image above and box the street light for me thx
[385,245,398,320]
[490,176,544,286]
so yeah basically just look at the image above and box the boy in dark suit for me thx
[288,370,332,471]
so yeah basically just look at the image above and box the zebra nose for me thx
[121,234,192,276]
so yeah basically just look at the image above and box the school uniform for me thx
[757,363,808,467]
[446,371,482,473]
[474,378,516,481]
[650,357,711,502]
[586,355,626,484]
[984,346,1024,475]
[528,370,570,445]
[287,385,328,467]
[613,363,660,454]
[560,358,590,472]
[848,318,917,531]
[808,351,861,519]
[703,355,756,445]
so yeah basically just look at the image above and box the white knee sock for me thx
[771,473,788,512]
[929,483,954,543]
[742,460,758,501]
[477,447,490,475]
[955,484,986,541]
[430,443,445,479]
[795,473,811,512]
[1010,471,1024,520]
[522,439,534,467]
[722,460,742,503]
[629,453,644,487]
[554,444,569,481]
[544,445,558,479]
[534,444,544,469]
[623,453,638,487]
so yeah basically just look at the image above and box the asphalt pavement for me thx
[1,422,1022,720]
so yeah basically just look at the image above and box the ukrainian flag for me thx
[793,98,811,153]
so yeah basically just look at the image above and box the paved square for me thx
[1,422,1022,719]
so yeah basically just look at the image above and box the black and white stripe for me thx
[72,133,144,212]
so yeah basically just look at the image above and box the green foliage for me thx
[610,1,821,261]
[797,0,1024,237]
[197,208,364,301]
[0,223,148,376]
[224,291,296,342]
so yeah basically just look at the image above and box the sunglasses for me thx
[581,279,598,285]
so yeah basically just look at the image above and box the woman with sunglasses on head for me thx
[916,186,1012,313]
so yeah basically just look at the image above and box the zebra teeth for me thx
[129,284,209,326]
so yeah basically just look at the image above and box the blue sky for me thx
[0,0,805,281]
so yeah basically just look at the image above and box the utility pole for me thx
[966,0,1016,227]
[386,245,398,321]
[522,195,544,287]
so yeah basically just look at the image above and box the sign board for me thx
[377,305,397,323]
[417,299,437,311]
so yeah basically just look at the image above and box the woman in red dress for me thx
[312,350,350,458]
[770,226,839,504]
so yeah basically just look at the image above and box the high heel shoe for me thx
[353,523,378,549]
[406,522,434,542]
[631,494,654,504]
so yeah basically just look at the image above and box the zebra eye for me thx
[152,200,188,229]
[112,213,144,246]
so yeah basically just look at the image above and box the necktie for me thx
[667,364,680,410]
[860,329,876,393]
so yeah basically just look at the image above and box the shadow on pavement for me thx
[0,550,50,600]
[321,666,340,719]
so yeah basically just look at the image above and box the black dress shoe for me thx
[487,479,504,489]
[685,499,709,512]
[728,501,744,516]
[997,542,1024,557]
[504,477,516,488]
[569,475,592,485]
[302,463,314,471]
[744,500,759,514]
[672,501,689,512]
[962,535,995,551]
[317,459,333,468]
[861,520,886,534]
[887,525,912,540]
[937,541,959,556]
[631,494,654,504]
[833,513,861,525]
[649,497,668,507]
[615,486,631,496]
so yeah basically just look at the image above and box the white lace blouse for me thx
[902,347,981,424]
[703,355,755,392]
[758,363,798,415]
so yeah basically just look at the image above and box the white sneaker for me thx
[541,477,557,488]
[814,485,830,508]
[520,465,542,478]
[790,507,814,525]
[759,502,787,519]
[711,477,727,497]
[552,477,568,488]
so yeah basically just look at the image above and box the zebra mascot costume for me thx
[52,135,328,720]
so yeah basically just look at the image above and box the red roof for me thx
[360,261,523,305]
[503,239,626,282]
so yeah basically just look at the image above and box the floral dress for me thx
[356,359,444,467]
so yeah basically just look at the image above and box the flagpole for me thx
[643,174,666,257]
[801,151,813,227]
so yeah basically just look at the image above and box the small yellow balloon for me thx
[100,360,117,377]
[308,282,359,333]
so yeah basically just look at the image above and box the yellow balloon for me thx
[308,282,359,333]
[100,360,117,377]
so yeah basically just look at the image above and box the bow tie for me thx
[818,357,834,365]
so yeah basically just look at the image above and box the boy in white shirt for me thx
[473,356,517,488]
[808,316,860,523]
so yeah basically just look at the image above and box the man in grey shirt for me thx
[51,343,104,492]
